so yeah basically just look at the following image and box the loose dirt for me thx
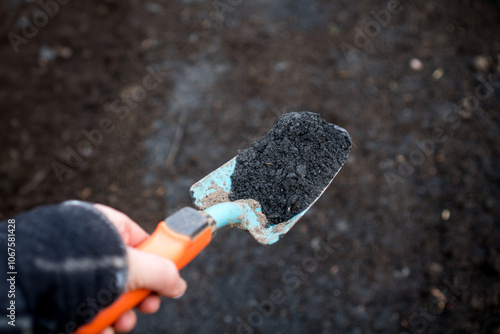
[229,112,351,225]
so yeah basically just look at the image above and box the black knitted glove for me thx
[0,201,128,334]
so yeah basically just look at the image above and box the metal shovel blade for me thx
[189,121,351,245]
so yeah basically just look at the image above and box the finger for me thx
[113,309,137,333]
[94,204,149,246]
[137,295,161,314]
[99,327,115,334]
[126,247,187,298]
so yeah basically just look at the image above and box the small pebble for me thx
[441,209,450,220]
[430,287,446,310]
[429,262,443,276]
[310,237,321,249]
[410,58,424,71]
[473,55,490,72]
[79,187,92,200]
[432,67,444,80]
[39,45,57,63]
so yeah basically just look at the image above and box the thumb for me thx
[126,247,187,298]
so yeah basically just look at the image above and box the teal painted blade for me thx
[190,158,236,209]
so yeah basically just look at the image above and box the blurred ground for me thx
[1,0,500,333]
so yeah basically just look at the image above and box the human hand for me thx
[94,204,188,334]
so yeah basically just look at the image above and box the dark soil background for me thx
[1,0,499,333]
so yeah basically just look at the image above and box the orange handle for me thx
[75,221,212,334]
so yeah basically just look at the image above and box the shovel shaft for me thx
[75,208,213,334]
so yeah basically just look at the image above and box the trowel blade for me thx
[189,124,350,245]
